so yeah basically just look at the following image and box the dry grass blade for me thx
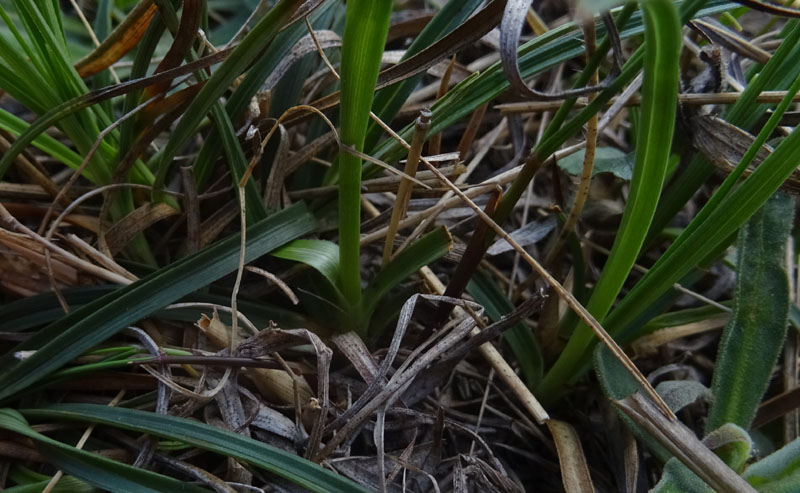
[545,20,599,264]
[141,0,204,102]
[74,0,157,77]
[0,203,132,285]
[104,203,178,255]
[374,111,673,418]
[382,109,430,266]
[616,393,757,493]
[546,419,595,493]
[500,3,612,100]
[497,90,800,113]
[314,294,485,460]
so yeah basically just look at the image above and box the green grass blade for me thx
[0,107,82,172]
[361,226,452,332]
[363,0,483,150]
[193,1,337,188]
[706,193,794,432]
[0,203,317,401]
[337,0,393,308]
[272,239,342,292]
[648,19,800,245]
[0,285,313,335]
[0,409,209,493]
[22,404,370,493]
[602,52,800,351]
[152,0,304,190]
[5,473,91,493]
[538,0,682,397]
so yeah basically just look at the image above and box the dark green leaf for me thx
[0,409,209,493]
[361,226,452,330]
[22,404,368,493]
[467,269,543,385]
[0,203,317,401]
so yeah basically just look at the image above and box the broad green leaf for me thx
[22,404,369,493]
[467,269,543,386]
[0,409,209,493]
[0,203,317,401]
[557,147,634,181]
[594,345,671,462]
[707,193,794,432]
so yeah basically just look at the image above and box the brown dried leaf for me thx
[104,202,178,255]
[547,419,595,493]
[75,0,158,78]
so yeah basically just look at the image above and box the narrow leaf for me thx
[0,409,209,493]
[272,239,341,290]
[0,203,317,401]
[539,0,683,397]
[22,404,369,493]
[361,226,453,329]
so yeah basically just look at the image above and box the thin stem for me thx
[382,109,431,266]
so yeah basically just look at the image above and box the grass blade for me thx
[0,203,317,401]
[538,0,682,397]
[152,0,304,190]
[0,409,209,493]
[603,49,800,351]
[361,226,453,332]
[22,404,370,493]
[272,238,343,295]
[337,0,393,308]
[467,269,543,386]
[363,0,483,150]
